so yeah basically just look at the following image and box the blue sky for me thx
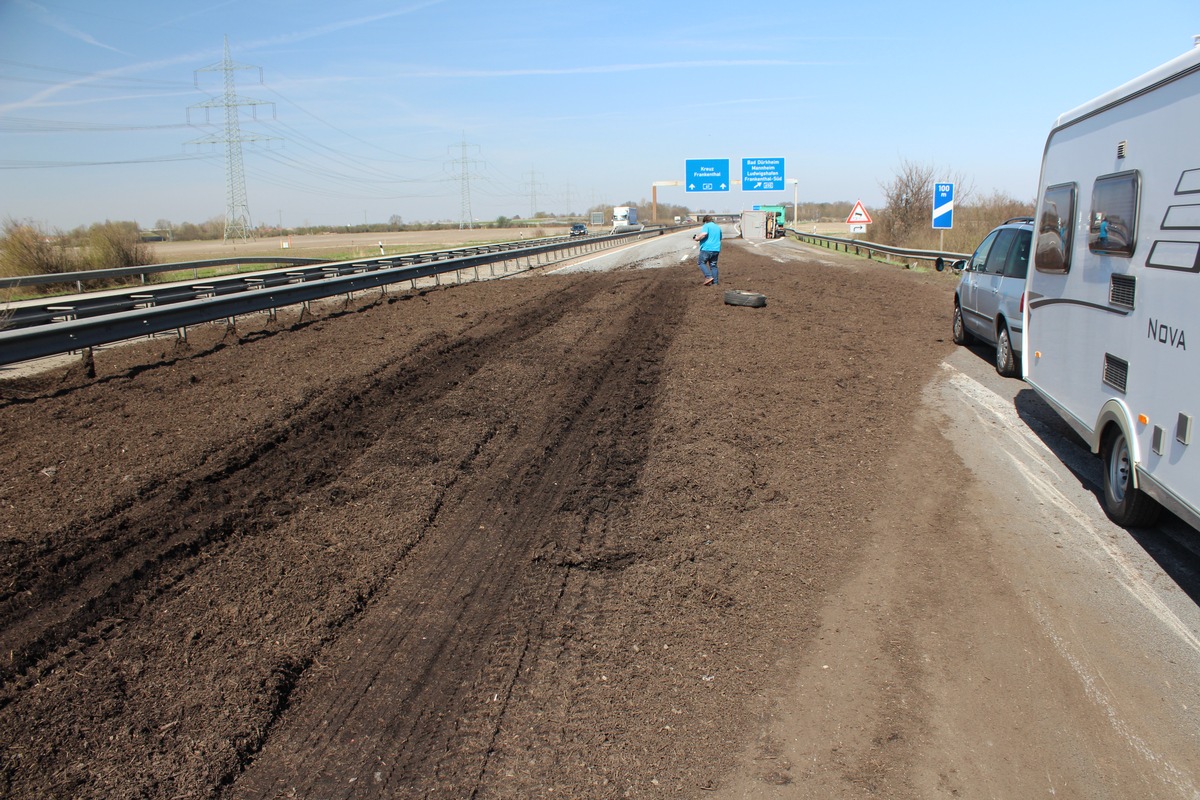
[0,0,1196,231]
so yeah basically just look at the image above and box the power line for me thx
[0,116,197,133]
[0,58,195,89]
[257,77,444,168]
[258,118,446,184]
[0,153,217,169]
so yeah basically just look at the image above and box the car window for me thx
[1004,229,1031,279]
[970,230,999,271]
[984,229,1018,274]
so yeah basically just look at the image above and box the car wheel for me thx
[952,302,973,345]
[724,290,766,308]
[995,324,1018,377]
[1101,427,1162,527]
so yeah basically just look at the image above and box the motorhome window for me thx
[970,229,999,271]
[1089,171,1139,257]
[985,229,1018,274]
[1004,229,1032,279]
[1176,168,1200,194]
[1036,183,1075,273]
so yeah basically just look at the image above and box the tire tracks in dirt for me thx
[0,276,631,693]
[228,274,684,798]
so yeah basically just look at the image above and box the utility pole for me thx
[448,134,480,229]
[188,36,277,243]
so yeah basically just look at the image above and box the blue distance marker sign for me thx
[742,157,784,191]
[685,159,730,192]
[933,182,954,229]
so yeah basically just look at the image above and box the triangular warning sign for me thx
[846,200,873,225]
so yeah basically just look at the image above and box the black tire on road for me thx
[995,324,1018,377]
[1101,427,1163,528]
[952,303,973,345]
[724,290,766,308]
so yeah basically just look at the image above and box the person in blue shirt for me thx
[693,215,722,285]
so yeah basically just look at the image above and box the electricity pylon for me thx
[449,134,480,229]
[526,168,543,219]
[188,36,276,243]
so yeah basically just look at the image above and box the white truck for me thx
[1023,42,1200,531]
[611,206,641,232]
[739,209,777,241]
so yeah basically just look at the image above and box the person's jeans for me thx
[699,250,719,284]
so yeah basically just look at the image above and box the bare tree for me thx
[876,160,975,248]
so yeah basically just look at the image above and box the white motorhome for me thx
[1023,44,1200,531]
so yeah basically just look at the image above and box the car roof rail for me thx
[1003,216,1035,225]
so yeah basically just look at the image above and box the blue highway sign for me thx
[933,183,954,230]
[685,159,730,192]
[742,157,784,191]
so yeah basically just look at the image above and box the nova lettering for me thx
[1148,318,1187,349]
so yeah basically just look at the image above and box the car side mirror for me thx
[936,257,967,273]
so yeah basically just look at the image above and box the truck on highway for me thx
[760,205,788,236]
[1023,42,1200,532]
[739,209,776,241]
[611,206,640,232]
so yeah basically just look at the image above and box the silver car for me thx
[951,217,1032,377]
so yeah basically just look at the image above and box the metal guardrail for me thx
[0,256,329,292]
[1,231,646,331]
[785,229,972,267]
[0,228,662,368]
[0,231,620,294]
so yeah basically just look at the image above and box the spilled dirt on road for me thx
[0,242,953,797]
